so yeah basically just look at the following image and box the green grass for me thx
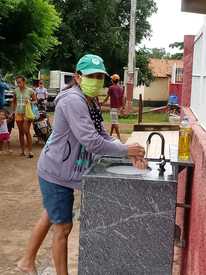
[102,112,137,124]
[49,109,168,130]
[142,112,169,123]
[102,111,169,124]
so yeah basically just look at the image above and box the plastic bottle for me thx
[178,116,192,160]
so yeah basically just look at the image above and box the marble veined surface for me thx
[78,158,177,275]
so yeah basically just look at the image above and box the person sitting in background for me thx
[102,74,124,140]
[0,109,11,154]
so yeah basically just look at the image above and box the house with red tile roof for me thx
[134,58,183,106]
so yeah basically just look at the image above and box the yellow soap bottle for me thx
[178,116,192,161]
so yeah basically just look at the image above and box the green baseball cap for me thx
[76,54,108,75]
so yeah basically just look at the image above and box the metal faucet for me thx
[146,132,166,175]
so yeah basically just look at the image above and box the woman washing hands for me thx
[129,143,148,170]
[18,54,146,275]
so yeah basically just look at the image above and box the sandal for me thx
[28,153,34,158]
[16,263,38,275]
[16,267,38,275]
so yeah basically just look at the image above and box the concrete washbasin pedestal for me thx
[78,157,177,275]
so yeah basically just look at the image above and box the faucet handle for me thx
[159,157,166,174]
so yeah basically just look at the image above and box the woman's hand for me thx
[25,98,30,104]
[127,143,148,170]
[131,157,148,170]
[127,143,145,160]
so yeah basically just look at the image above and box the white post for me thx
[126,0,137,113]
[128,0,136,74]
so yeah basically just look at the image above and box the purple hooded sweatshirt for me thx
[37,85,128,189]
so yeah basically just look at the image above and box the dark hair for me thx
[76,70,82,75]
[16,75,26,82]
[62,78,76,91]
[62,72,81,91]
[0,109,6,115]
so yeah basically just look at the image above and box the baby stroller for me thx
[33,100,52,144]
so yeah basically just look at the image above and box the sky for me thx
[141,0,205,52]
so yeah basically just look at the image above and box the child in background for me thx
[0,110,11,154]
[6,110,15,138]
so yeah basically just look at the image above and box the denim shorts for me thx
[39,177,74,224]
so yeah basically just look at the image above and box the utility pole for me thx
[126,0,137,113]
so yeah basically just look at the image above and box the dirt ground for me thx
[0,125,81,275]
[0,123,130,275]
[0,123,181,275]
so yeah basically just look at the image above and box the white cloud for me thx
[141,0,204,51]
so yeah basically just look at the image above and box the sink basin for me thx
[106,164,152,175]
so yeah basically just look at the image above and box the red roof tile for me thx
[149,58,183,78]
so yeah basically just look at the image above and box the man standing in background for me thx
[102,74,124,140]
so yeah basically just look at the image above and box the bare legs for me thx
[16,119,33,155]
[18,210,73,274]
[110,123,121,140]
[16,120,25,154]
[17,210,51,272]
[52,223,73,275]
[24,120,33,156]
[0,140,11,153]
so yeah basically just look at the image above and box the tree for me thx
[169,41,184,50]
[169,41,184,59]
[0,0,15,20]
[43,0,157,78]
[149,42,184,60]
[136,48,154,86]
[0,0,61,75]
[0,0,15,40]
[149,48,168,59]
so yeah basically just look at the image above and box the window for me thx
[171,64,183,83]
[175,68,183,83]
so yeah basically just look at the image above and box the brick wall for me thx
[178,35,206,275]
[181,35,195,107]
[179,108,206,275]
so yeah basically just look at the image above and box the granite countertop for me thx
[83,157,177,183]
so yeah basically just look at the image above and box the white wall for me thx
[191,22,206,129]
[133,85,145,100]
